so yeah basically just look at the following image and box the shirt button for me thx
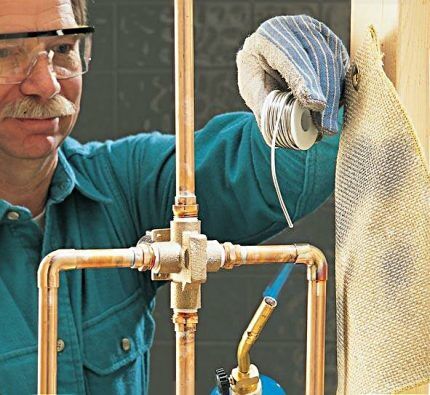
[57,339,65,353]
[6,211,20,221]
[121,337,131,352]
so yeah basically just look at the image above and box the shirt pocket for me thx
[82,288,155,395]
[0,345,38,394]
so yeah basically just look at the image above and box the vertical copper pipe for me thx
[306,271,318,395]
[38,285,58,393]
[315,281,326,395]
[172,1,199,389]
[173,311,198,395]
[38,286,49,392]
[174,0,197,214]
[47,287,59,392]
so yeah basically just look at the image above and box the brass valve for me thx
[137,221,225,312]
[139,227,225,287]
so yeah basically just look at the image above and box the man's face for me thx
[0,0,82,160]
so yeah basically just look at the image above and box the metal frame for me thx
[0,26,94,40]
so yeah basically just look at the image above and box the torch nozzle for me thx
[237,296,277,375]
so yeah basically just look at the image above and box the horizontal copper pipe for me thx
[38,247,153,394]
[244,245,299,264]
[223,243,328,281]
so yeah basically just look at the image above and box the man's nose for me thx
[19,52,61,100]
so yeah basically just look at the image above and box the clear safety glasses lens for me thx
[0,27,94,84]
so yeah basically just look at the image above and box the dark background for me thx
[74,1,351,393]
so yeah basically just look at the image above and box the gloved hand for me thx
[237,15,350,135]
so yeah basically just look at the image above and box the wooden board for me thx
[351,0,430,166]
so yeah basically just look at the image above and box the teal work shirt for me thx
[0,112,340,394]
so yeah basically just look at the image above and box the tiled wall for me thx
[73,1,350,394]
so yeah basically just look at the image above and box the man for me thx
[0,0,347,393]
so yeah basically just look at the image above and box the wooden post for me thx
[351,0,430,166]
[351,2,430,393]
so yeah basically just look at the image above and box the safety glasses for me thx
[0,26,94,84]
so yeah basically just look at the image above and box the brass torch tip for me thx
[263,296,277,307]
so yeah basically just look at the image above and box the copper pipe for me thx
[244,245,299,265]
[173,0,197,217]
[37,247,152,395]
[296,246,327,395]
[237,297,277,374]
[173,311,198,395]
[223,243,328,280]
[223,243,327,395]
[222,243,299,269]
[171,2,199,390]
[306,274,318,394]
[315,281,326,395]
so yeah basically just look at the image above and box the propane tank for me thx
[211,370,286,395]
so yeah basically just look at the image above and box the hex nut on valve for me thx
[230,364,261,395]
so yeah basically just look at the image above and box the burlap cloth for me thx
[335,27,430,394]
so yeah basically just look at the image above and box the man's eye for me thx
[53,43,73,55]
[0,48,11,58]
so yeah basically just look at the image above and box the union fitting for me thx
[131,244,157,272]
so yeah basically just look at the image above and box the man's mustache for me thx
[0,95,77,120]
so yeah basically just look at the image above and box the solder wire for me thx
[261,90,300,228]
[261,91,299,307]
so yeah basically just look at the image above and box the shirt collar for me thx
[53,145,112,205]
[0,200,30,220]
[0,140,112,221]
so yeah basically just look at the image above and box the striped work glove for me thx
[237,15,350,135]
